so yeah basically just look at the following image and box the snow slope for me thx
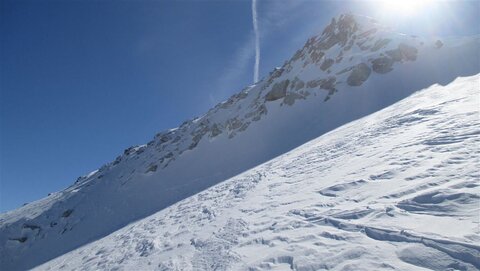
[36,74,480,270]
[1,14,479,270]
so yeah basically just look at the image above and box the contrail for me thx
[252,0,260,83]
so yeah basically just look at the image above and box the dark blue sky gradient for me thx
[1,0,479,212]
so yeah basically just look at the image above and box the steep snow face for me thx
[35,75,480,271]
[1,14,479,270]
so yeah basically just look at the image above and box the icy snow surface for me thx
[36,75,480,270]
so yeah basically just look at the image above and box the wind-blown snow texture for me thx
[37,75,480,270]
[1,14,479,270]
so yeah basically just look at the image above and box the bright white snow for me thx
[35,75,480,271]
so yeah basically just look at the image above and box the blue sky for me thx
[1,0,479,213]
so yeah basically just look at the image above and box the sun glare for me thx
[380,0,434,17]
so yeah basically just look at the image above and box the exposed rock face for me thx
[336,66,354,75]
[387,43,418,62]
[371,57,394,74]
[306,76,337,91]
[320,76,336,91]
[227,117,243,131]
[263,67,284,90]
[283,92,305,106]
[318,14,358,51]
[435,40,443,49]
[265,80,290,101]
[145,164,158,173]
[320,58,334,71]
[371,38,391,51]
[124,147,137,156]
[290,77,305,91]
[306,79,321,89]
[61,209,73,218]
[311,51,325,63]
[210,124,222,138]
[398,43,418,61]
[189,134,202,150]
[358,27,377,39]
[347,63,371,86]
[188,120,211,149]
[246,104,267,122]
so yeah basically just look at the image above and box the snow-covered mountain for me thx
[1,14,479,270]
[37,74,480,271]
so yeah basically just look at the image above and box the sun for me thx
[380,0,434,17]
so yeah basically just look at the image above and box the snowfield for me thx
[35,75,480,270]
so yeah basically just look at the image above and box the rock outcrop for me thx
[347,63,371,86]
[265,80,290,101]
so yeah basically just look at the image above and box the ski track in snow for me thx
[35,75,480,271]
